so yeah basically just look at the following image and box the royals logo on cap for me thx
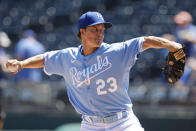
[96,12,104,20]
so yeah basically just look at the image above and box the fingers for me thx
[6,59,21,74]
[169,61,174,66]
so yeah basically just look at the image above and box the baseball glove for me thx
[164,47,186,84]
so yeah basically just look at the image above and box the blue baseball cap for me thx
[78,12,112,30]
[23,29,36,38]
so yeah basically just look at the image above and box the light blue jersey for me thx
[44,37,144,116]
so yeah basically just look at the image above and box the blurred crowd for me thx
[163,11,196,103]
[0,29,45,83]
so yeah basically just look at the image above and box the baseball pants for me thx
[80,110,144,131]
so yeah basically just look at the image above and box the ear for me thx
[80,28,85,35]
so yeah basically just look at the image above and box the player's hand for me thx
[169,42,182,52]
[6,59,22,74]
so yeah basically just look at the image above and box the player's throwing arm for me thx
[6,54,44,74]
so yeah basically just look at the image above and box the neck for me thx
[81,41,101,56]
[82,44,99,56]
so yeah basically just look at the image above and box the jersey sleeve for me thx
[122,37,144,69]
[43,50,65,76]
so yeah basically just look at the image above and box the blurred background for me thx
[0,0,196,131]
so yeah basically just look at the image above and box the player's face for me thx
[81,24,105,47]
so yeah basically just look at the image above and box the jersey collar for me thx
[77,43,107,60]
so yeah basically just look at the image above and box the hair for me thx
[77,27,86,40]
[77,32,81,40]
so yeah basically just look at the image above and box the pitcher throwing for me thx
[6,12,184,131]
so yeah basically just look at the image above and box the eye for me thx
[91,29,97,33]
[88,28,96,33]
[100,29,105,33]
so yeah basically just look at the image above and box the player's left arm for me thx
[143,36,182,52]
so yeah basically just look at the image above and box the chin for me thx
[95,42,102,47]
[97,40,103,44]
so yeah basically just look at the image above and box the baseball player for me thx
[6,12,182,131]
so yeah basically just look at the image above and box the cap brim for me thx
[88,21,112,28]
[104,22,112,28]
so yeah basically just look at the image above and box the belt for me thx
[83,111,128,123]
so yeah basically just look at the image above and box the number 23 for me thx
[96,77,118,95]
